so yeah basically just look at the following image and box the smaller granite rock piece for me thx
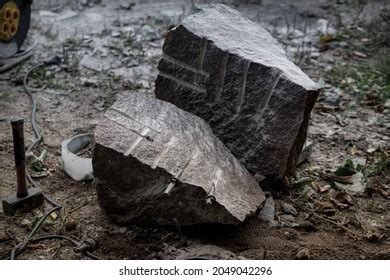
[334,173,367,196]
[93,91,265,226]
[258,196,275,223]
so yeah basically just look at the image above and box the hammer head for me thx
[2,187,44,215]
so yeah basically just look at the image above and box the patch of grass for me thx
[364,149,389,178]
[337,8,390,54]
[380,56,390,87]
[328,8,390,105]
[329,57,390,104]
[63,37,83,51]
[29,67,57,88]
[368,8,390,50]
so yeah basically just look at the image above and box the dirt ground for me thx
[1,0,389,260]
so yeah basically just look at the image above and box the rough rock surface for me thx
[93,91,265,225]
[155,4,321,176]
[257,196,275,223]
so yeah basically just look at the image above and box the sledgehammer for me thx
[2,118,44,215]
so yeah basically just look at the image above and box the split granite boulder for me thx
[93,91,265,225]
[155,4,322,176]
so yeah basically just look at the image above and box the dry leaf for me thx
[314,201,336,216]
[319,184,332,193]
[321,173,354,184]
[306,189,318,201]
[330,190,353,209]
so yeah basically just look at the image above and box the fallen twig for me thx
[69,201,88,213]
[284,196,362,240]
[307,208,362,240]
[320,173,354,184]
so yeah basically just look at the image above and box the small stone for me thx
[81,77,98,87]
[283,230,297,240]
[269,220,282,228]
[353,51,367,58]
[279,214,295,223]
[310,52,320,59]
[281,202,298,216]
[384,99,390,109]
[335,41,349,48]
[65,219,77,231]
[119,0,135,10]
[263,191,272,198]
[111,31,121,38]
[296,248,310,260]
[254,173,266,183]
[175,244,236,260]
[119,227,127,234]
[318,88,342,107]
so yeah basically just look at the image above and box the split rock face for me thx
[93,92,265,225]
[155,4,321,176]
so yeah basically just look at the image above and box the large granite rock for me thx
[93,91,265,225]
[155,4,321,176]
